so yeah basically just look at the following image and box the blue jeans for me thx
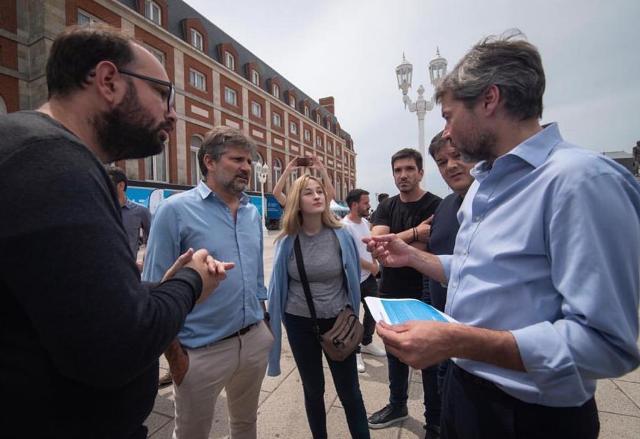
[284,313,370,439]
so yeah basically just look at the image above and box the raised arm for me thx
[310,156,336,202]
[272,157,300,206]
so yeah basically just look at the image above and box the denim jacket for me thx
[267,227,361,376]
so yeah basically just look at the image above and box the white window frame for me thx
[190,28,203,51]
[144,44,165,65]
[272,112,281,128]
[190,135,203,185]
[290,121,298,135]
[145,146,168,182]
[251,101,262,118]
[253,153,265,192]
[289,95,295,108]
[224,51,235,71]
[77,9,102,26]
[189,69,206,91]
[304,105,309,118]
[224,87,238,106]
[316,136,322,147]
[145,0,162,25]
[251,70,260,86]
[326,119,331,130]
[273,158,283,186]
[304,129,311,142]
[272,83,280,98]
[316,114,321,125]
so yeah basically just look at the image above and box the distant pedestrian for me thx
[106,166,151,270]
[342,188,386,375]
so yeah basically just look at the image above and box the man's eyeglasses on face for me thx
[118,69,175,113]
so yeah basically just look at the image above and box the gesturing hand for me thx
[363,234,415,268]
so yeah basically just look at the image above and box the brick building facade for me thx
[0,0,357,200]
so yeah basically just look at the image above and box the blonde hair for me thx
[277,175,342,240]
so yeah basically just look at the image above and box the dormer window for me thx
[145,0,161,25]
[224,51,235,71]
[304,105,309,118]
[289,95,295,108]
[272,83,280,98]
[251,70,260,86]
[316,114,321,125]
[190,29,203,51]
[326,120,331,130]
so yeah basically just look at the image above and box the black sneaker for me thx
[367,404,409,429]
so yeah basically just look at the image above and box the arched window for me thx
[190,135,203,185]
[272,158,282,191]
[253,152,265,192]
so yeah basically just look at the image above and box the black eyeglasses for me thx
[118,68,175,113]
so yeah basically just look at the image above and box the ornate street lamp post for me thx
[254,162,270,231]
[395,49,448,156]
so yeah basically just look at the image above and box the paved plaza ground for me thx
[144,231,640,438]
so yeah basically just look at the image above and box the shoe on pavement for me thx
[158,370,173,388]
[360,342,386,357]
[356,353,366,373]
[368,404,409,429]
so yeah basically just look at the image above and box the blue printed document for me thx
[364,297,456,325]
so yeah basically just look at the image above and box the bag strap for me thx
[293,235,321,336]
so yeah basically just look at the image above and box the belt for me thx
[220,322,258,342]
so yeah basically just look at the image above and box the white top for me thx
[341,215,373,282]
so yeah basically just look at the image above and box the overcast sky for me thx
[184,0,640,201]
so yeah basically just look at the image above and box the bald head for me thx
[46,25,136,99]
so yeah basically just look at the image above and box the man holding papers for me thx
[366,31,640,439]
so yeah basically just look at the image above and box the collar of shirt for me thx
[196,180,249,206]
[471,122,561,183]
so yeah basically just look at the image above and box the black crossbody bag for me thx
[293,235,363,361]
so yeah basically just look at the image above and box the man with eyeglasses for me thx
[0,25,232,438]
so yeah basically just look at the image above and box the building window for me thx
[190,29,203,51]
[224,87,237,106]
[304,105,309,118]
[272,83,280,98]
[316,136,322,147]
[290,121,298,135]
[251,101,262,118]
[326,120,331,130]
[272,113,281,128]
[224,51,235,71]
[273,158,282,186]
[190,135,203,185]
[316,114,321,125]
[189,69,206,90]
[251,70,260,86]
[144,0,162,25]
[145,145,168,182]
[77,9,102,25]
[144,44,165,65]
[304,129,311,142]
[0,96,7,115]
[253,153,265,192]
[289,95,295,108]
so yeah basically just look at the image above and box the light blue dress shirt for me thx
[438,123,640,407]
[142,181,267,349]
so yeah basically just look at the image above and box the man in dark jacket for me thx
[0,25,231,438]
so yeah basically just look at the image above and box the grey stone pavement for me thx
[144,231,640,438]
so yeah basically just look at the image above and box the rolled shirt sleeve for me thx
[511,171,640,404]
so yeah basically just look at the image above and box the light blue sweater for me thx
[267,227,362,376]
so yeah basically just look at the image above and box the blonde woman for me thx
[267,175,370,439]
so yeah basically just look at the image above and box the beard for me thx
[454,120,497,163]
[95,83,170,162]
[222,174,250,194]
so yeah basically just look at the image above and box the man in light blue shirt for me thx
[143,126,273,439]
[368,31,640,439]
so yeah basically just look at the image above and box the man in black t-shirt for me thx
[369,148,441,432]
